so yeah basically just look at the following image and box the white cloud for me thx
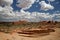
[0,6,3,11]
[0,0,13,6]
[19,10,60,22]
[0,7,60,22]
[15,10,59,22]
[36,0,39,2]
[0,0,60,22]
[16,0,36,10]
[47,0,55,2]
[39,1,54,11]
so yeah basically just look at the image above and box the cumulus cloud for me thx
[48,0,55,2]
[0,0,13,6]
[15,10,60,22]
[0,6,3,11]
[0,0,60,22]
[39,1,54,11]
[0,6,17,22]
[16,0,36,10]
[0,6,60,22]
[36,0,39,2]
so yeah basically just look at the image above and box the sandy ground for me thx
[0,28,60,40]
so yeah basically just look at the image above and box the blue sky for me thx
[12,0,60,14]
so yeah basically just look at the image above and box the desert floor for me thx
[0,28,60,40]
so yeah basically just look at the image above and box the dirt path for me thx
[0,28,60,40]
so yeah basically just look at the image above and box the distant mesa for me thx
[0,20,28,25]
[0,20,58,25]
